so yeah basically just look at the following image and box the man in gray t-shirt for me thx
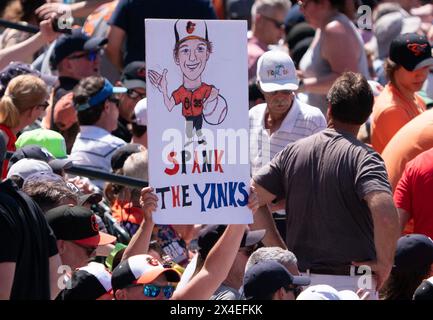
[252,72,400,295]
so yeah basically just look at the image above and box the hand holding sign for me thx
[139,187,159,223]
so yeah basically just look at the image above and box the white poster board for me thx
[145,19,251,224]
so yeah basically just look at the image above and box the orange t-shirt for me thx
[371,83,425,154]
[111,200,144,226]
[382,109,433,192]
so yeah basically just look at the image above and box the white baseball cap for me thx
[257,50,299,93]
[134,98,147,126]
[296,284,360,300]
[174,19,208,43]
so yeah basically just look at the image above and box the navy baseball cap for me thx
[50,29,108,69]
[389,33,433,71]
[197,225,265,259]
[243,260,310,300]
[394,234,433,271]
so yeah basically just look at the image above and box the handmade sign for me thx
[146,19,251,224]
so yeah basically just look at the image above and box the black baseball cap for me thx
[197,225,265,259]
[58,262,113,300]
[389,33,433,71]
[110,143,144,171]
[50,29,108,69]
[120,61,146,89]
[243,260,310,300]
[45,205,116,246]
[394,234,433,271]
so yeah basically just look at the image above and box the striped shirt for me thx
[70,126,126,188]
[249,98,326,175]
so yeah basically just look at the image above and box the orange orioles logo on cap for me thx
[90,215,99,232]
[137,67,146,78]
[186,21,196,34]
[407,43,428,57]
[146,257,159,266]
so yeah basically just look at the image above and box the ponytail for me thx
[0,94,20,128]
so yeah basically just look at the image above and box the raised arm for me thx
[36,1,111,20]
[106,25,125,72]
[0,19,58,70]
[148,69,176,111]
[121,187,157,261]
[171,189,259,300]
[171,224,247,300]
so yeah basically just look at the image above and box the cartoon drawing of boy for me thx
[149,20,220,147]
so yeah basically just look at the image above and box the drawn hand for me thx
[148,69,168,94]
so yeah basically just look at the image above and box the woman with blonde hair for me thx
[0,74,49,177]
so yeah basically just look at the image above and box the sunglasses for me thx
[126,89,146,100]
[143,284,175,299]
[67,50,101,62]
[73,242,97,257]
[36,101,49,110]
[107,96,120,107]
[261,15,285,29]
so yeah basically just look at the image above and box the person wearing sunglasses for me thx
[112,61,147,143]
[45,205,117,273]
[111,185,260,300]
[248,0,291,81]
[70,76,127,189]
[43,29,107,155]
[49,29,107,108]
[0,74,49,178]
[111,254,180,300]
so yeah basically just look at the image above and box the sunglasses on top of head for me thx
[261,15,285,29]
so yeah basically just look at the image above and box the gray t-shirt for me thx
[210,284,242,300]
[253,128,391,271]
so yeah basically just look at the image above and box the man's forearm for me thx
[370,195,400,265]
[250,206,287,249]
[0,33,44,69]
